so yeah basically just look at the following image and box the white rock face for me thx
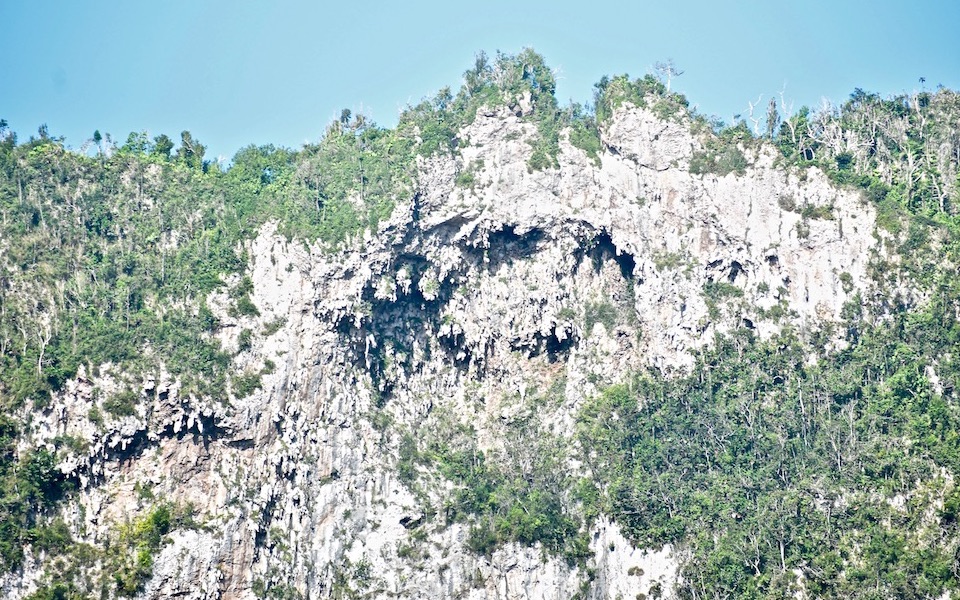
[4,103,877,599]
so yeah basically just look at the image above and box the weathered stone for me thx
[4,103,880,600]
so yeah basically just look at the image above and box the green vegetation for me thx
[397,407,591,564]
[229,276,260,318]
[103,390,138,417]
[0,49,688,431]
[2,49,624,410]
[775,89,960,228]
[566,104,602,166]
[0,436,73,571]
[584,300,618,332]
[381,61,960,599]
[576,81,960,593]
[455,159,483,190]
[395,50,691,172]
[108,503,196,597]
[398,49,585,172]
[689,121,751,176]
[578,307,960,598]
[2,53,960,598]
[237,328,254,352]
[232,371,262,399]
[651,249,689,272]
[23,501,197,599]
[593,74,664,123]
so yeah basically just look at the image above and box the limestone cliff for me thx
[3,100,881,599]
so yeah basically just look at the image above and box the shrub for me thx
[104,390,138,417]
[29,520,73,554]
[568,112,602,166]
[110,502,195,597]
[232,372,262,399]
[455,170,476,189]
[777,195,797,212]
[800,202,834,220]
[237,328,253,352]
[703,281,743,299]
[262,317,287,336]
[689,144,747,176]
[229,280,261,318]
[584,301,618,332]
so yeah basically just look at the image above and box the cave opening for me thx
[588,231,636,281]
[485,225,546,268]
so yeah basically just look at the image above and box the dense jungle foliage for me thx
[2,50,960,598]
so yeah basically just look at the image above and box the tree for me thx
[766,98,780,139]
[464,51,491,95]
[121,131,151,155]
[152,134,173,160]
[93,130,104,160]
[517,47,556,100]
[176,131,205,170]
[654,59,684,93]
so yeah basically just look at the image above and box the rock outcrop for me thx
[5,102,877,599]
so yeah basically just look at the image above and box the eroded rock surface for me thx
[5,103,877,599]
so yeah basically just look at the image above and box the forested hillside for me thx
[2,51,960,599]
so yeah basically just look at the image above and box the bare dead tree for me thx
[36,319,52,376]
[746,95,764,136]
[654,59,684,93]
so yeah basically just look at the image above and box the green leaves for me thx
[292,116,413,246]
[577,321,960,599]
[400,409,588,563]
[593,74,665,124]
[774,88,960,234]
[689,122,751,176]
[107,502,194,597]
[0,448,72,572]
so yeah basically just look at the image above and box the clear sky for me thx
[2,0,958,161]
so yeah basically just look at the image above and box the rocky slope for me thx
[4,100,880,599]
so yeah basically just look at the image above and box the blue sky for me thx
[2,1,958,161]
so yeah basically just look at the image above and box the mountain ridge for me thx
[1,52,959,599]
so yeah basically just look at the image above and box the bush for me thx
[103,390,138,417]
[237,328,253,352]
[703,280,744,300]
[261,317,286,336]
[22,449,68,507]
[577,318,960,598]
[455,170,476,189]
[0,449,72,572]
[800,202,834,220]
[689,143,747,176]
[567,110,602,166]
[594,74,665,123]
[777,195,797,212]
[232,372,262,399]
[29,520,73,553]
[111,502,193,597]
[584,301,618,332]
[229,278,260,317]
